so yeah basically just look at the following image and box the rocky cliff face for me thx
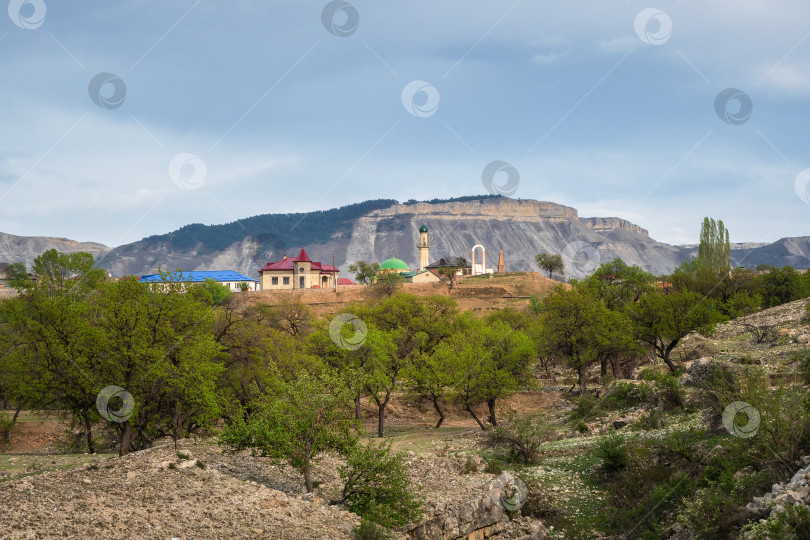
[345,198,678,278]
[11,197,808,279]
[0,232,110,270]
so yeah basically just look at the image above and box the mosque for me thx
[377,225,505,283]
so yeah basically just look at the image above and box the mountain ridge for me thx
[1,196,808,278]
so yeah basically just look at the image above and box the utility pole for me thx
[332,254,337,292]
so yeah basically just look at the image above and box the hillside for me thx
[96,196,688,279]
[0,232,110,270]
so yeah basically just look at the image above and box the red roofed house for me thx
[258,249,339,290]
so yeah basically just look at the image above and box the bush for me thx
[461,456,479,474]
[337,440,422,529]
[601,381,652,410]
[596,433,627,472]
[570,394,597,421]
[353,518,393,540]
[486,414,554,464]
[483,459,504,475]
[741,504,810,540]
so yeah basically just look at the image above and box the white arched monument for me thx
[471,244,485,275]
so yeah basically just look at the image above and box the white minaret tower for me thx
[418,224,430,272]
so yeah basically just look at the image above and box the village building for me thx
[139,270,259,291]
[258,248,339,290]
[376,226,441,284]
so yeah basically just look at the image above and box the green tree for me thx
[349,261,381,285]
[4,262,29,288]
[759,266,807,307]
[93,277,224,455]
[32,249,106,293]
[630,289,722,373]
[535,252,564,279]
[373,272,404,297]
[366,294,458,430]
[435,256,467,289]
[536,287,636,393]
[698,217,730,272]
[219,370,356,492]
[335,440,422,528]
[577,258,656,310]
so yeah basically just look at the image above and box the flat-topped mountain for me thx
[3,196,808,278]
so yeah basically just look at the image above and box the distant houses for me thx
[258,248,340,290]
[139,270,259,291]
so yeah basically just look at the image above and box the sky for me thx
[0,0,809,247]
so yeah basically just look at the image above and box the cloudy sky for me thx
[0,0,808,247]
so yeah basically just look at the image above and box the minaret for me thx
[418,225,430,272]
[498,249,505,273]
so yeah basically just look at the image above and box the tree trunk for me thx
[377,402,385,438]
[466,405,487,430]
[600,358,608,377]
[303,462,313,493]
[662,354,677,374]
[487,398,498,426]
[120,422,133,457]
[83,413,95,454]
[354,394,361,421]
[578,368,588,395]
[432,396,445,429]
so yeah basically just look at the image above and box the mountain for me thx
[97,196,688,279]
[5,196,808,279]
[0,232,110,269]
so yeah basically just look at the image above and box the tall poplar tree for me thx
[698,217,730,272]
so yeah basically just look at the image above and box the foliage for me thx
[434,256,467,288]
[353,519,394,540]
[486,413,554,464]
[596,432,628,472]
[600,381,653,410]
[759,266,808,307]
[741,504,810,540]
[372,272,404,297]
[576,258,656,310]
[698,217,731,272]
[536,286,638,393]
[535,252,564,279]
[4,262,29,288]
[186,277,232,305]
[348,261,381,285]
[337,440,422,529]
[219,370,356,492]
[630,289,723,373]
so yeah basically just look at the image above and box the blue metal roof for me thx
[139,271,258,283]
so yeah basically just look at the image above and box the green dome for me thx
[380,258,409,271]
[419,225,428,233]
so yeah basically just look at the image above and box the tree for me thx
[536,287,635,393]
[435,256,467,289]
[92,277,224,455]
[697,217,730,272]
[348,261,380,285]
[219,370,355,492]
[759,266,807,307]
[237,282,250,292]
[373,272,404,297]
[335,440,422,528]
[186,277,232,305]
[577,258,656,310]
[629,289,722,373]
[366,294,458,431]
[535,252,564,279]
[4,263,28,288]
[32,249,106,293]
[253,297,314,337]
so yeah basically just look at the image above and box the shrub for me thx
[336,440,422,529]
[484,459,504,475]
[741,504,810,540]
[517,475,562,522]
[353,518,393,540]
[486,414,554,464]
[461,456,479,474]
[596,433,627,472]
[570,394,597,421]
[601,381,652,410]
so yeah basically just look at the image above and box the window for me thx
[283,277,290,285]
[272,277,278,285]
